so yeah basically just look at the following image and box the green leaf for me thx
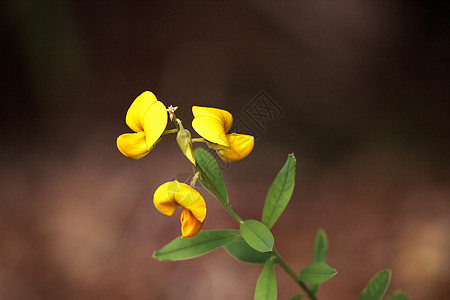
[310,284,319,296]
[298,262,337,284]
[194,147,228,204]
[288,294,303,300]
[240,220,274,253]
[313,229,328,263]
[310,229,329,294]
[357,269,392,300]
[385,291,410,300]
[254,258,277,300]
[225,240,271,263]
[153,230,241,261]
[262,154,296,229]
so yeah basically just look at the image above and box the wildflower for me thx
[192,106,254,162]
[153,180,206,237]
[117,91,168,159]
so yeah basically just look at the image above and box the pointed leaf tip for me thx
[313,228,328,263]
[262,154,296,229]
[357,269,392,300]
[299,262,337,284]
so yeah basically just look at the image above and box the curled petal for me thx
[192,106,233,147]
[126,91,158,132]
[116,131,150,159]
[172,182,206,222]
[153,181,180,216]
[217,133,254,162]
[153,181,206,223]
[180,208,204,238]
[142,100,168,149]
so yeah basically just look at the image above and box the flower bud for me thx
[176,129,195,165]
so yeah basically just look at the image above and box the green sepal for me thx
[176,128,195,165]
[153,230,241,261]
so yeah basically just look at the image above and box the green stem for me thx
[273,249,318,300]
[216,193,317,299]
[221,202,243,223]
[191,138,208,143]
[194,169,317,299]
[174,118,184,131]
[163,128,179,135]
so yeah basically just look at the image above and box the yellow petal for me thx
[192,106,233,147]
[180,208,204,238]
[142,100,168,149]
[217,133,254,162]
[153,181,180,216]
[153,181,206,222]
[184,143,196,165]
[116,131,150,159]
[125,91,158,132]
[172,182,206,222]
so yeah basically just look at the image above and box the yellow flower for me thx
[215,133,255,162]
[192,106,254,162]
[153,180,206,238]
[117,91,168,159]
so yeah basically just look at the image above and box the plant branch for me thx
[221,202,243,223]
[221,199,317,300]
[273,249,318,300]
[191,138,208,143]
[195,165,317,299]
[163,128,179,135]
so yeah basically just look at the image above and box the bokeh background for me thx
[1,1,449,299]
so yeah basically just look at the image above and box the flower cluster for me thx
[117,91,254,237]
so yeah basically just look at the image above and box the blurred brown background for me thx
[1,1,449,299]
